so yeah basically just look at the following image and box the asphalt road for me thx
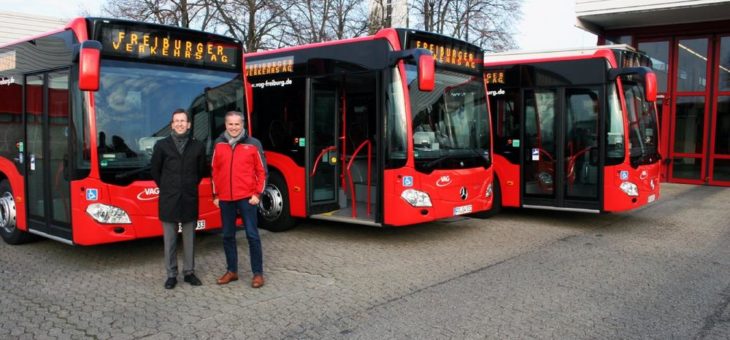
[1,183,728,339]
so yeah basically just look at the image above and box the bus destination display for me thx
[97,24,239,69]
[405,33,483,72]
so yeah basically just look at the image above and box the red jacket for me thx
[211,134,267,201]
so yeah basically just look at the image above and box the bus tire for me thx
[471,176,502,219]
[258,171,297,232]
[0,179,34,244]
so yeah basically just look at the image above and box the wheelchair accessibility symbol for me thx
[86,188,99,201]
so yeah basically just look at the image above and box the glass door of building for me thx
[710,35,730,184]
[670,37,712,184]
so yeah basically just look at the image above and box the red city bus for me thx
[245,29,494,230]
[484,45,661,213]
[0,18,248,245]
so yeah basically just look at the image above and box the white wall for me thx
[0,12,66,46]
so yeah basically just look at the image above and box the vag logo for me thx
[436,175,452,187]
[137,187,160,201]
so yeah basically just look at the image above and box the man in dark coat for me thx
[151,108,206,289]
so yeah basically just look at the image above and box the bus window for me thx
[489,88,520,164]
[606,84,626,165]
[623,78,660,167]
[385,66,408,169]
[565,88,599,198]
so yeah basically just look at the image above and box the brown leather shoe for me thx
[251,274,265,288]
[217,271,238,285]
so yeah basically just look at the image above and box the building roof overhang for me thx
[576,1,730,34]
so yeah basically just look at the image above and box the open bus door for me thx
[307,78,340,214]
[306,74,379,225]
[24,71,74,243]
[522,87,601,211]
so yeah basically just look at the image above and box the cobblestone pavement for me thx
[1,183,729,339]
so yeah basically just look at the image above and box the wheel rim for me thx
[0,191,17,234]
[259,183,283,222]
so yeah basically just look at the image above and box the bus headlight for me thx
[486,183,493,198]
[86,203,132,224]
[401,189,432,207]
[620,182,639,197]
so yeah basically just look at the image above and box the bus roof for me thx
[484,44,636,64]
[245,29,397,58]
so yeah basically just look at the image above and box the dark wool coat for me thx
[150,136,206,223]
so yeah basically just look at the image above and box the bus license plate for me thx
[196,220,206,230]
[647,194,656,203]
[453,204,472,216]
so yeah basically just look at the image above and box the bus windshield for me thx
[90,60,244,183]
[406,65,490,172]
[622,77,660,167]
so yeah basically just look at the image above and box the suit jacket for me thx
[150,135,206,222]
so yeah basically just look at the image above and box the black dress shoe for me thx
[164,277,177,289]
[184,274,202,286]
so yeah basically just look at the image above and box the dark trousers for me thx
[220,199,263,274]
[162,221,195,278]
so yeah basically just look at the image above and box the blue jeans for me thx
[220,199,263,275]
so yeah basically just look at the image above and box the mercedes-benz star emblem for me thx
[460,186,468,201]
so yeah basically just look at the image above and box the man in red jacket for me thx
[212,110,267,288]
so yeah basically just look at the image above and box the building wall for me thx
[575,1,730,186]
[0,12,66,46]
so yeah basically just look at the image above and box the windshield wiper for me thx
[114,165,152,179]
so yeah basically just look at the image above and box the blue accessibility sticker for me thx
[619,170,629,181]
[86,188,98,201]
[402,176,414,187]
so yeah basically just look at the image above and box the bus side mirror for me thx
[78,40,102,92]
[390,48,435,92]
[608,66,657,102]
[644,72,657,102]
[245,82,254,113]
[418,54,435,92]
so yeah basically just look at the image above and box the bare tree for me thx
[103,0,521,52]
[329,0,369,40]
[103,0,219,31]
[210,0,291,51]
[410,0,521,51]
[279,0,333,45]
[368,0,392,34]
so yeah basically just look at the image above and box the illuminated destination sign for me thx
[246,56,294,77]
[484,71,505,84]
[406,33,483,71]
[97,24,239,69]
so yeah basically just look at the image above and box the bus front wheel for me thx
[0,179,33,244]
[258,172,297,232]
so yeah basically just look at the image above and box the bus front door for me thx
[522,88,600,211]
[307,78,340,215]
[24,71,73,242]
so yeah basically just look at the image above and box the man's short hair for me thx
[225,111,246,126]
[172,108,190,122]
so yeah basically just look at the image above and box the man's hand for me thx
[249,195,260,205]
[213,197,219,208]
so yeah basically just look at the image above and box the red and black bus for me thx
[484,45,661,213]
[0,18,247,245]
[246,29,494,230]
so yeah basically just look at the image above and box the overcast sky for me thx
[5,0,597,51]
